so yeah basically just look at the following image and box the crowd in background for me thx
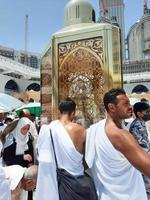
[0,89,150,200]
[0,109,39,200]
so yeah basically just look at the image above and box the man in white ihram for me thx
[36,98,87,200]
[86,88,150,200]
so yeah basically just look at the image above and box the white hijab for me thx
[13,117,31,155]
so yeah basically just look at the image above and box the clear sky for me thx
[0,0,148,53]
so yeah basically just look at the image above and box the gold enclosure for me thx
[51,24,122,124]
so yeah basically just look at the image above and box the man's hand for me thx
[21,178,36,191]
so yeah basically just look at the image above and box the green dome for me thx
[64,0,95,26]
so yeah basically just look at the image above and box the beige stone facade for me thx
[40,48,52,124]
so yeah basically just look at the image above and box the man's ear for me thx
[137,111,142,118]
[70,111,75,121]
[72,111,75,116]
[26,179,31,183]
[108,103,116,112]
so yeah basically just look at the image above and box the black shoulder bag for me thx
[50,129,98,200]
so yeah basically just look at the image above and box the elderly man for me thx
[2,165,38,200]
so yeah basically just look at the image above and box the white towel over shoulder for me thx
[36,120,84,200]
[0,167,11,200]
[85,119,147,200]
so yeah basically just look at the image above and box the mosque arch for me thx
[60,46,104,71]
[26,83,40,91]
[5,80,19,93]
[132,84,149,93]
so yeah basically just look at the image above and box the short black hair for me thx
[133,102,150,117]
[58,97,76,114]
[103,88,126,112]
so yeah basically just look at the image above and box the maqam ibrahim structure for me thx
[41,0,122,124]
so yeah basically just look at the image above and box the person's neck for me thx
[60,115,71,125]
[113,119,123,128]
[108,113,122,128]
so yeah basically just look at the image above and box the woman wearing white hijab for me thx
[3,117,34,168]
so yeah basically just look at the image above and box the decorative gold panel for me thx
[112,28,123,87]
[58,37,105,124]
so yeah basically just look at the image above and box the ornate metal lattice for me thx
[58,37,105,124]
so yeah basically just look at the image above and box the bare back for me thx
[61,121,86,154]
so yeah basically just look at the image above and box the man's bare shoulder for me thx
[105,123,139,154]
[70,122,85,132]
[67,122,86,137]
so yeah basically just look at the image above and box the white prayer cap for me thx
[3,165,26,190]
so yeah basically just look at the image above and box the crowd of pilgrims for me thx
[0,109,39,200]
[0,93,150,200]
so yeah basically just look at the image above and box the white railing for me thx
[124,72,150,82]
[0,55,40,79]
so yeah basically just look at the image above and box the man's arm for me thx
[106,122,150,177]
[0,120,18,142]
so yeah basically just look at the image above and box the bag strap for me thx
[50,129,58,168]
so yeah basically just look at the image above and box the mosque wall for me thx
[40,47,52,124]
[0,73,39,94]
[124,82,150,94]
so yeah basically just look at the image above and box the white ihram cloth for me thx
[85,119,147,200]
[3,165,26,191]
[3,165,28,200]
[0,167,11,200]
[36,120,84,200]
